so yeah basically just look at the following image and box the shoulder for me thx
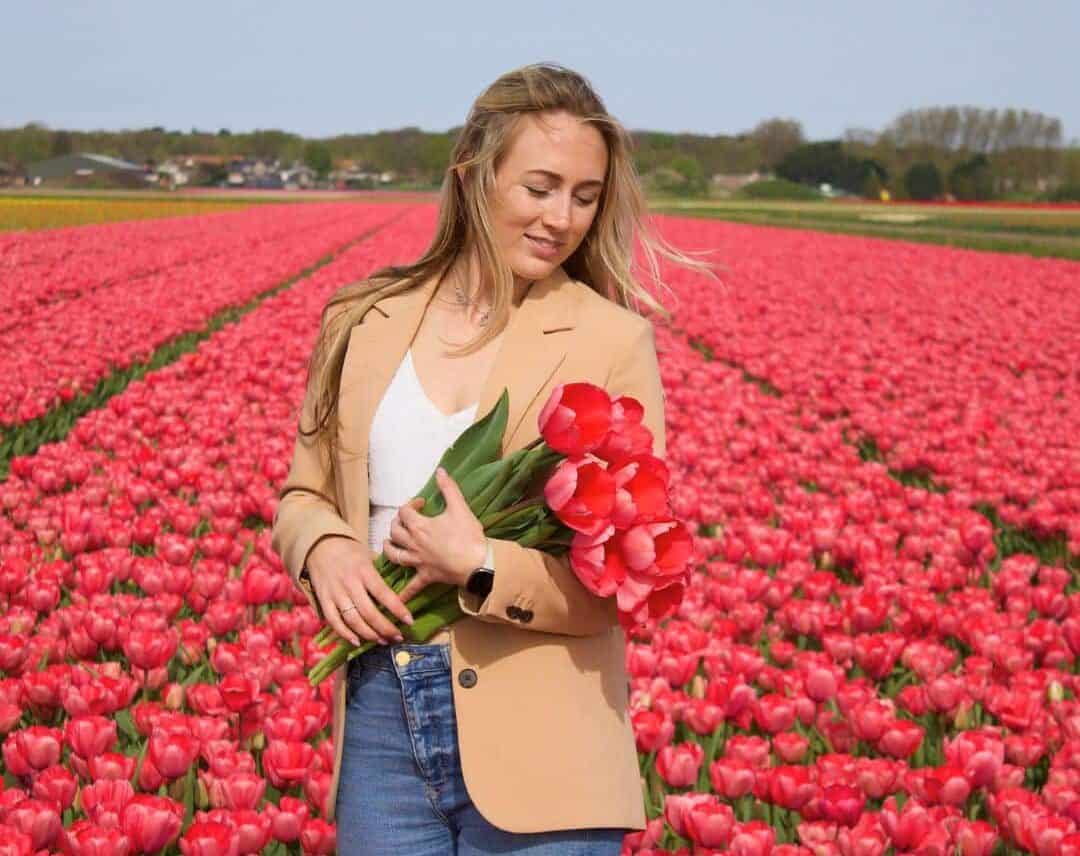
[569,278,653,334]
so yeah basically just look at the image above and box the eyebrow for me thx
[525,169,604,189]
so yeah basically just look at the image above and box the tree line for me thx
[2,105,1077,201]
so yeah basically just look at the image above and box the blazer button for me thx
[505,605,520,619]
[520,609,533,623]
[458,668,478,688]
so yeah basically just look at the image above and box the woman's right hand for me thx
[306,536,414,646]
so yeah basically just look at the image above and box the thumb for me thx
[436,467,463,504]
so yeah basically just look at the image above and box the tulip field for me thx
[1,200,1079,855]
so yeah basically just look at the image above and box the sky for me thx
[4,0,1077,143]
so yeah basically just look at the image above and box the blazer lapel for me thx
[336,264,580,524]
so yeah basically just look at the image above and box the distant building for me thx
[710,171,768,194]
[26,152,148,187]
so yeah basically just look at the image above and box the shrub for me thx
[904,162,944,201]
[1045,184,1080,202]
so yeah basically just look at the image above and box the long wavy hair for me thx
[302,61,720,462]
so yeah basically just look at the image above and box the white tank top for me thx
[367,348,479,557]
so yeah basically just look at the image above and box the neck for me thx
[437,258,532,309]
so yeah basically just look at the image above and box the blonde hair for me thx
[303,61,720,459]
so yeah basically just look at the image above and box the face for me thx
[488,110,608,289]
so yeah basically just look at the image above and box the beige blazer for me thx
[270,263,666,833]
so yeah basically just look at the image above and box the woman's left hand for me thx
[386,467,488,604]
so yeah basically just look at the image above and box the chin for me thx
[510,254,561,281]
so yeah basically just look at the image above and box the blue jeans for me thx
[335,641,629,855]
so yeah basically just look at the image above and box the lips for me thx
[526,235,563,250]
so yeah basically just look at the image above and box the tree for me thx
[303,141,333,178]
[669,154,707,195]
[904,161,943,200]
[50,130,73,157]
[948,153,994,200]
[861,170,884,200]
[749,118,804,169]
[776,140,879,194]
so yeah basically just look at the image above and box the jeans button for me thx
[458,668,477,688]
[395,651,412,667]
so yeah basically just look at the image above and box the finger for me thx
[388,517,416,547]
[319,594,361,646]
[362,565,412,626]
[348,577,405,641]
[384,539,418,569]
[398,502,427,530]
[397,580,416,605]
[435,467,464,506]
[340,605,383,645]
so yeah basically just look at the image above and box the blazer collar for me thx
[337,264,581,465]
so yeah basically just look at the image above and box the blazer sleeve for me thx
[271,306,365,620]
[457,318,667,636]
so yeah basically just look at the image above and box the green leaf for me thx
[115,709,139,743]
[415,389,509,504]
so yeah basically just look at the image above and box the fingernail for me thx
[394,633,404,642]
[437,466,446,476]
[405,614,415,626]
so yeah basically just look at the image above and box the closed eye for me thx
[526,187,598,206]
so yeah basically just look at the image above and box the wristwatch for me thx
[465,539,495,601]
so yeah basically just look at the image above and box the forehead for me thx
[502,112,608,179]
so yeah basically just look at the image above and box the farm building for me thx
[25,153,149,188]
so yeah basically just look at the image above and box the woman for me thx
[271,63,715,854]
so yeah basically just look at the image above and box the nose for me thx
[542,192,572,232]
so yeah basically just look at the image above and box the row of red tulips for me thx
[0,202,409,428]
[652,214,1080,555]
[0,202,397,323]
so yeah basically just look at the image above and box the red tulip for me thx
[656,741,704,787]
[875,720,923,759]
[544,458,616,537]
[5,797,63,850]
[58,819,134,856]
[754,694,796,735]
[121,794,184,854]
[710,757,757,800]
[538,382,613,456]
[819,784,865,828]
[30,765,78,810]
[122,629,178,671]
[682,798,736,848]
[767,765,818,811]
[147,728,200,780]
[298,816,336,855]
[262,740,315,790]
[64,715,118,760]
[631,709,675,753]
[177,820,238,856]
[953,819,998,856]
[729,820,776,856]
[264,796,309,843]
[79,777,135,829]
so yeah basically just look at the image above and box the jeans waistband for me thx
[349,641,452,678]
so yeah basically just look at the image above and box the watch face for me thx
[468,568,494,596]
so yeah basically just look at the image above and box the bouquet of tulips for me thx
[308,381,694,686]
